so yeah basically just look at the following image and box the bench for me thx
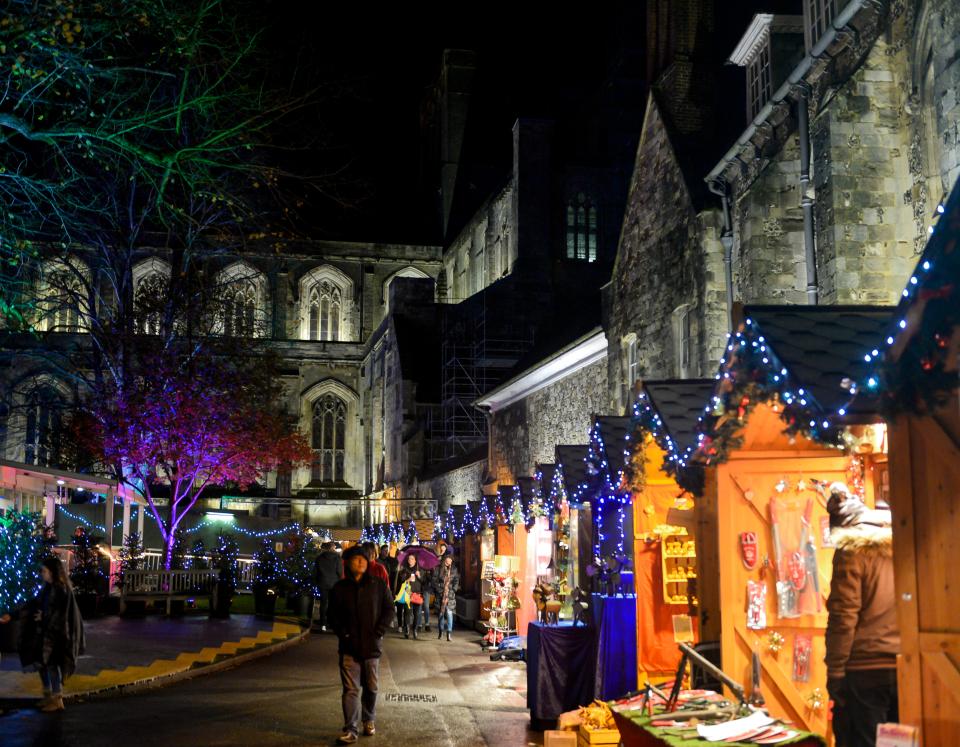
[121,569,218,615]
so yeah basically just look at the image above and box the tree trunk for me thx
[163,531,176,571]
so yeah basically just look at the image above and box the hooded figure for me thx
[824,483,899,747]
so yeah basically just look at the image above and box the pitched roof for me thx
[554,444,591,501]
[745,305,893,415]
[641,379,718,452]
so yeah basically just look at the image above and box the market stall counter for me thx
[611,710,824,747]
[526,620,598,727]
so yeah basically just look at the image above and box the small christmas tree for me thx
[70,526,106,597]
[210,533,240,590]
[0,511,45,616]
[115,531,144,589]
[253,539,281,590]
[190,538,209,570]
[283,529,318,597]
[168,527,189,570]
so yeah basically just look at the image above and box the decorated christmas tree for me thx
[69,525,106,597]
[114,531,144,589]
[0,511,45,616]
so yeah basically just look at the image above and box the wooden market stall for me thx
[629,379,717,686]
[684,305,892,739]
[881,178,960,745]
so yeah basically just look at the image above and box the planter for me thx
[298,594,314,622]
[253,587,277,618]
[0,617,20,654]
[210,581,234,619]
[76,593,100,620]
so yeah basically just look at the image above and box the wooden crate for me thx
[578,724,620,745]
[544,730,578,747]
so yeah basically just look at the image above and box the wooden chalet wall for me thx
[706,404,849,738]
[888,397,960,745]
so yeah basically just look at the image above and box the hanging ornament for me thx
[739,532,759,570]
[746,580,767,630]
[806,687,825,712]
[768,631,785,655]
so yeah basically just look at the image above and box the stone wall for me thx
[604,95,726,411]
[489,356,608,484]
[417,458,488,512]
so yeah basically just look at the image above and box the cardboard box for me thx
[578,724,620,745]
[544,730,578,747]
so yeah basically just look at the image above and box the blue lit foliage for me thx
[0,511,46,616]
[585,424,630,560]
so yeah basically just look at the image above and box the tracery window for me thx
[223,281,258,337]
[135,272,167,335]
[565,193,598,262]
[308,281,342,341]
[24,386,62,467]
[311,394,346,483]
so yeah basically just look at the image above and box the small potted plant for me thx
[115,531,145,617]
[209,533,239,618]
[252,540,280,618]
[283,529,318,621]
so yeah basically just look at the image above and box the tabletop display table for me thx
[591,593,638,701]
[526,620,598,726]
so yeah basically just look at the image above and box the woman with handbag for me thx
[395,554,423,640]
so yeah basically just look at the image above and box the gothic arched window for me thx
[565,193,598,262]
[223,281,258,337]
[24,386,62,467]
[135,272,167,335]
[40,265,84,332]
[311,394,346,483]
[308,281,342,341]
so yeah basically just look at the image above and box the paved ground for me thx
[0,615,303,701]
[0,625,541,747]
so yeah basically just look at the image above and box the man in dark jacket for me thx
[825,484,899,747]
[328,546,395,744]
[314,542,343,632]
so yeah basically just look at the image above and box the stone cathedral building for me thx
[3,0,960,531]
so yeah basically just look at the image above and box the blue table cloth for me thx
[592,592,638,700]
[526,620,598,722]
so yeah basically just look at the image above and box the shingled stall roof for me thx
[745,305,894,419]
[586,416,632,493]
[639,379,718,458]
[879,174,960,414]
[536,462,559,494]
[554,445,591,504]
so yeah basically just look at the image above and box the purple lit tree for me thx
[74,348,311,570]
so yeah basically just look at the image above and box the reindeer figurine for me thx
[572,587,592,627]
[532,581,562,625]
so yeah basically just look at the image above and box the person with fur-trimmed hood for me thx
[824,483,899,747]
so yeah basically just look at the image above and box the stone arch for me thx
[38,258,91,332]
[4,373,73,465]
[297,265,355,341]
[217,261,270,337]
[131,257,172,335]
[299,379,361,489]
[382,266,431,311]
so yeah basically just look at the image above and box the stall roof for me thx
[878,174,960,413]
[641,379,717,451]
[554,445,591,502]
[745,305,893,416]
[0,459,144,504]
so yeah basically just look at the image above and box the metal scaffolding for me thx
[432,291,533,464]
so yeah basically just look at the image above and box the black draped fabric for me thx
[526,621,598,721]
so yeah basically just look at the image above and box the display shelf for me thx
[661,534,698,606]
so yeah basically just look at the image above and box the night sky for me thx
[264,3,635,244]
[263,1,795,244]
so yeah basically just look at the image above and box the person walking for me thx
[825,484,899,747]
[431,553,459,641]
[361,542,391,590]
[421,539,448,633]
[328,546,395,744]
[314,542,343,632]
[379,545,399,628]
[395,553,424,640]
[14,556,84,712]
